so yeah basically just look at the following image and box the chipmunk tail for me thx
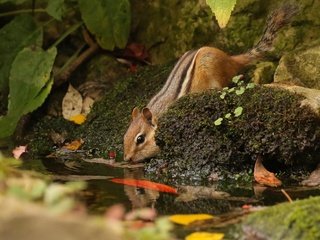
[232,4,299,66]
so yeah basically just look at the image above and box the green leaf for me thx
[235,86,245,95]
[231,75,242,84]
[214,118,223,126]
[246,82,255,89]
[46,0,66,21]
[206,0,237,28]
[0,15,43,100]
[0,47,57,138]
[225,113,231,119]
[78,0,131,50]
[228,87,235,93]
[8,47,57,115]
[220,92,226,99]
[234,106,243,117]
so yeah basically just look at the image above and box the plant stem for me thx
[50,22,83,49]
[0,9,46,18]
[54,29,99,86]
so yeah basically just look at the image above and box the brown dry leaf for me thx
[62,84,83,120]
[12,145,27,159]
[81,96,95,116]
[62,139,84,151]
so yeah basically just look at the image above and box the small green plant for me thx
[0,0,131,138]
[214,75,255,126]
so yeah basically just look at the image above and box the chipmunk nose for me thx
[124,154,132,162]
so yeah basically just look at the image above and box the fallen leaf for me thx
[125,208,157,221]
[62,84,83,120]
[124,43,149,62]
[169,214,214,225]
[62,139,84,151]
[110,178,178,194]
[242,204,253,210]
[108,151,116,159]
[82,96,95,115]
[185,232,224,240]
[12,145,27,159]
[69,114,86,125]
[105,204,125,220]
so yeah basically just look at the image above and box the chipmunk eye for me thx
[136,134,145,145]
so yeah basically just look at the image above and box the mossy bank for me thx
[25,63,173,156]
[145,85,320,182]
[234,196,320,239]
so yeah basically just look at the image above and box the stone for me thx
[274,45,320,89]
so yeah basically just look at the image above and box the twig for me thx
[55,29,99,86]
[281,189,293,203]
[0,9,46,18]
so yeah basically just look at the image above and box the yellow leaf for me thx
[62,139,84,151]
[185,232,224,240]
[169,214,213,225]
[206,0,237,28]
[69,114,86,125]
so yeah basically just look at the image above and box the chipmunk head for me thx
[124,107,160,163]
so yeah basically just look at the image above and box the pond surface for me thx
[22,153,320,237]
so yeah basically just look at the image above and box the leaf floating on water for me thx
[169,214,213,225]
[110,178,178,194]
[185,232,224,240]
[62,139,84,151]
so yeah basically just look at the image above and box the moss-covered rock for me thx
[274,45,320,89]
[251,62,277,84]
[145,85,320,181]
[131,0,320,64]
[25,63,173,156]
[238,196,320,240]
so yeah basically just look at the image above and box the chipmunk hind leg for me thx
[190,47,243,92]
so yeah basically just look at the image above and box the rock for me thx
[239,196,320,240]
[25,63,172,156]
[131,0,320,64]
[251,62,276,84]
[274,45,320,89]
[146,85,320,182]
[0,196,121,240]
[265,83,320,115]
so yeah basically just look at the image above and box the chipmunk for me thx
[123,4,298,182]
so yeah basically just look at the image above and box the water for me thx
[21,154,320,237]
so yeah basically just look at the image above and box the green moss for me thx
[25,63,173,156]
[240,196,320,239]
[146,86,320,181]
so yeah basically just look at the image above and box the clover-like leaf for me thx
[214,118,223,126]
[234,106,243,117]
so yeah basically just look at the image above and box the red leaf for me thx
[124,43,149,61]
[110,178,178,194]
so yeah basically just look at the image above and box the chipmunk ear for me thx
[142,107,155,126]
[131,107,140,120]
